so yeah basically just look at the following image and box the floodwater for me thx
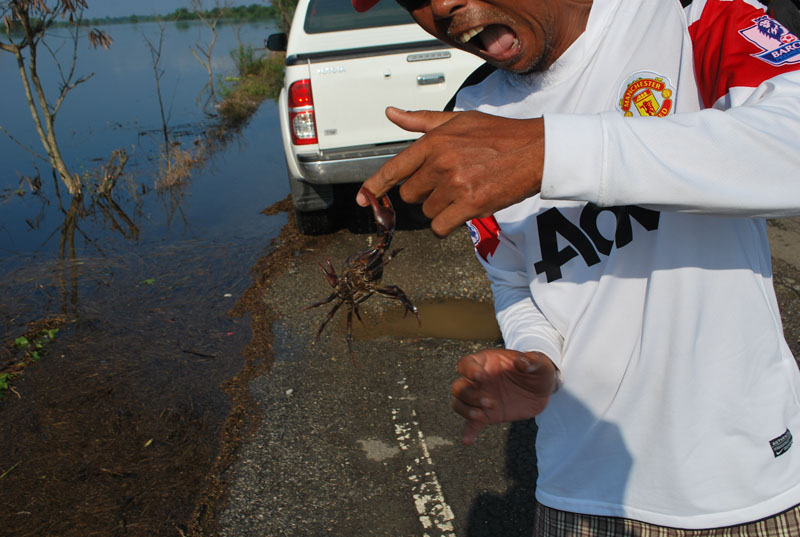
[0,19,289,341]
[0,19,290,536]
[0,19,286,258]
[0,17,499,537]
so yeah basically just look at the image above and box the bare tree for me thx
[0,0,112,196]
[189,0,230,113]
[144,22,205,194]
[143,23,171,150]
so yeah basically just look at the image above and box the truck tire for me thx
[295,208,337,235]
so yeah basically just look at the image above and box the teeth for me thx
[458,26,484,44]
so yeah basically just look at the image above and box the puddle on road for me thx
[351,299,501,341]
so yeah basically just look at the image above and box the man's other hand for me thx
[451,349,558,445]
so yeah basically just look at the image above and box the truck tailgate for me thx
[308,44,481,151]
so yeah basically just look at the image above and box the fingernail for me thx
[356,190,367,207]
[519,356,538,373]
[480,397,492,409]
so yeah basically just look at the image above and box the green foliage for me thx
[231,44,258,78]
[13,328,59,362]
[173,7,194,21]
[73,4,282,27]
[1,328,54,398]
[271,0,299,33]
[228,46,284,92]
[1,327,61,398]
[217,50,285,127]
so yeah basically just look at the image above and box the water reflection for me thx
[42,149,139,315]
[0,18,289,352]
[0,20,282,257]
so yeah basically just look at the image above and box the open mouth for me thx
[455,24,520,60]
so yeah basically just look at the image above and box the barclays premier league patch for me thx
[739,15,800,67]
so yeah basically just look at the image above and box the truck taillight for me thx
[288,79,317,145]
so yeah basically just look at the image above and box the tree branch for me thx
[0,123,49,163]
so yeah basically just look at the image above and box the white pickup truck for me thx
[267,0,482,234]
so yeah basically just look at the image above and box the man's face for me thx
[403,0,591,74]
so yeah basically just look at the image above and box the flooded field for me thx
[0,19,291,536]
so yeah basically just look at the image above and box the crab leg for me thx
[312,300,344,342]
[353,301,367,329]
[346,309,358,368]
[376,285,421,325]
[303,292,337,311]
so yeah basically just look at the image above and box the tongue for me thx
[479,25,516,56]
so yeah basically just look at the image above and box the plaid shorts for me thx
[533,501,800,537]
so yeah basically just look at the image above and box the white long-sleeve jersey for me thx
[457,0,800,528]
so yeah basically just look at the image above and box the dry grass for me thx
[155,144,203,192]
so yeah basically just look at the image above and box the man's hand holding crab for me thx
[357,107,546,238]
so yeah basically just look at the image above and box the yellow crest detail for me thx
[618,72,675,118]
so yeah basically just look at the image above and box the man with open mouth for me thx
[355,0,800,535]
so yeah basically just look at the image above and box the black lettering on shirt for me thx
[534,204,661,283]
[614,205,660,248]
[534,208,601,282]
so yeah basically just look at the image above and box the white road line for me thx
[391,380,456,537]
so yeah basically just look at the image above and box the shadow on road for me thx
[466,419,539,537]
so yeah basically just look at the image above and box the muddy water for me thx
[351,299,501,341]
[0,236,278,536]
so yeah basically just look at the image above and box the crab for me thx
[304,189,420,365]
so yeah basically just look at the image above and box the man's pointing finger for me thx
[356,108,459,207]
[385,107,458,133]
[356,144,424,206]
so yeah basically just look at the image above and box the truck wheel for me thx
[295,208,337,235]
[347,202,378,234]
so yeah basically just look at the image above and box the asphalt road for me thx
[215,217,800,537]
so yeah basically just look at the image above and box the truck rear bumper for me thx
[296,141,413,185]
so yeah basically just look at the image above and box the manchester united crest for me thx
[618,72,675,118]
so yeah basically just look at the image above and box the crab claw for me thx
[318,259,337,287]
[359,187,395,234]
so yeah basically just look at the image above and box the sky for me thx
[84,0,265,19]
